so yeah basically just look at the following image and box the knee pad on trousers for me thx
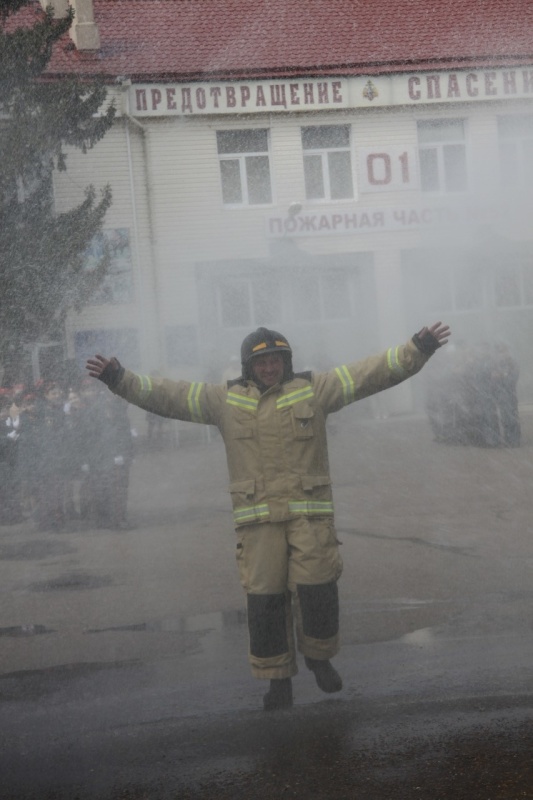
[247,593,288,658]
[297,582,339,640]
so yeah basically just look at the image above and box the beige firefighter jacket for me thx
[110,338,429,528]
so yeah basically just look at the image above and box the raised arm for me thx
[311,321,451,414]
[412,322,451,354]
[85,355,123,388]
[86,354,223,425]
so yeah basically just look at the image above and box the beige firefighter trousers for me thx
[235,516,343,680]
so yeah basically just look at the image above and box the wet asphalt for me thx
[1,406,532,799]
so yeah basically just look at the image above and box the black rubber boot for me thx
[305,657,343,693]
[263,677,293,711]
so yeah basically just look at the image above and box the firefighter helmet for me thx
[240,327,293,381]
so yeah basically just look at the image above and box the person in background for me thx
[16,392,41,520]
[76,378,100,521]
[76,381,135,530]
[63,386,86,520]
[493,342,521,447]
[0,395,23,524]
[4,390,23,523]
[0,398,11,522]
[86,321,450,711]
[470,342,501,447]
[103,393,136,530]
[35,381,69,531]
[429,340,521,449]
[425,343,458,443]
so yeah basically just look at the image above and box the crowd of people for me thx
[0,378,136,529]
[426,341,521,448]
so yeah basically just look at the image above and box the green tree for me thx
[0,1,115,385]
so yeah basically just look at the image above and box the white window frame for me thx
[301,125,354,202]
[402,249,484,315]
[216,275,283,329]
[417,119,468,194]
[291,269,354,321]
[217,129,273,207]
[493,256,533,309]
[498,114,533,190]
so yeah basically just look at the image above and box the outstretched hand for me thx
[85,354,111,379]
[418,322,451,347]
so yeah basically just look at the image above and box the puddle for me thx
[0,611,249,702]
[0,541,76,561]
[399,626,437,645]
[86,608,247,635]
[338,528,475,556]
[362,598,446,611]
[81,609,249,663]
[30,572,113,591]
[343,597,455,646]
[0,624,55,638]
[0,660,137,702]
[86,622,150,634]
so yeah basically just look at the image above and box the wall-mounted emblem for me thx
[362,80,379,101]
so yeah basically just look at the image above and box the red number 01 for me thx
[367,152,410,185]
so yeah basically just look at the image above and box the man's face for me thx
[251,352,284,387]
[45,386,63,406]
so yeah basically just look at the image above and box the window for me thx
[401,249,482,313]
[404,249,533,313]
[417,119,467,193]
[453,262,484,311]
[301,125,354,201]
[218,279,252,327]
[498,115,533,189]
[217,275,282,328]
[494,256,533,308]
[292,270,352,321]
[217,129,272,206]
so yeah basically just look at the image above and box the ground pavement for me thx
[1,406,532,799]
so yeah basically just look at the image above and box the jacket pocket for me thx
[292,404,315,439]
[229,479,256,503]
[300,474,331,496]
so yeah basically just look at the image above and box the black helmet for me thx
[240,327,293,381]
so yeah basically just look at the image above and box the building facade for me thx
[42,1,533,411]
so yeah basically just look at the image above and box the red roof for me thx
[9,0,533,81]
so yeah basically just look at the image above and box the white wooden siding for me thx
[56,94,533,377]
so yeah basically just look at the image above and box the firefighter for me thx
[86,321,450,710]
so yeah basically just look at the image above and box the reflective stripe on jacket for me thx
[111,339,428,527]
